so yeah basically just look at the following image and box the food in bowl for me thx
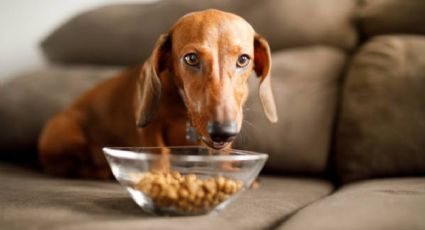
[135,171,243,213]
[103,146,268,215]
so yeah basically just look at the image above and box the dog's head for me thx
[136,9,277,149]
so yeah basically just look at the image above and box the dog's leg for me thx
[138,127,171,173]
[77,143,113,180]
[38,112,89,178]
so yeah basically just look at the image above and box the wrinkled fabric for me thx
[359,0,425,36]
[334,35,425,183]
[278,178,425,230]
[235,46,346,175]
[0,66,119,159]
[0,163,333,230]
[41,0,357,65]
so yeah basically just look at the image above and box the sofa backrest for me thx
[332,0,425,183]
[2,0,425,182]
[0,66,119,163]
[41,0,357,65]
[333,39,425,182]
[235,47,346,175]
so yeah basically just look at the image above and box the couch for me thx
[0,0,424,229]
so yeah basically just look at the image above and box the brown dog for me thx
[38,9,277,179]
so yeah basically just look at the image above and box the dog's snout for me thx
[207,121,238,143]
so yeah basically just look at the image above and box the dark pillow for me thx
[41,0,357,65]
[0,66,119,162]
[359,0,425,36]
[334,35,425,183]
[235,46,346,175]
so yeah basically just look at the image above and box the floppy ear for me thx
[254,34,278,123]
[135,34,171,127]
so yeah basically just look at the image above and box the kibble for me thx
[135,171,244,213]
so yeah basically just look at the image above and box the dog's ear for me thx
[135,33,171,127]
[254,34,278,123]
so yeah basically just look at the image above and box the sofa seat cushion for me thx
[0,163,333,230]
[277,178,425,230]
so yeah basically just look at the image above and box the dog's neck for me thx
[158,71,200,143]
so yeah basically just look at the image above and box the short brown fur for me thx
[38,9,277,179]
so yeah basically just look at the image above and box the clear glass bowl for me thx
[103,147,268,216]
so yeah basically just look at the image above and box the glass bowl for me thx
[103,146,268,216]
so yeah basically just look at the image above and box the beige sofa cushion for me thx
[334,35,425,183]
[277,178,425,230]
[242,0,357,52]
[0,66,119,161]
[0,163,333,230]
[235,46,346,174]
[41,0,357,65]
[1,46,346,176]
[359,0,425,36]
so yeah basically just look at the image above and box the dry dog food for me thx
[135,171,244,213]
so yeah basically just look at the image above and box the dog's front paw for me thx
[78,166,113,180]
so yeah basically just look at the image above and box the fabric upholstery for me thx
[41,1,198,65]
[0,163,333,230]
[358,0,425,36]
[1,1,425,229]
[277,177,425,230]
[242,0,357,52]
[334,35,425,183]
[235,46,346,175]
[41,0,357,65]
[0,66,119,161]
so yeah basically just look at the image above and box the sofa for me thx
[0,0,424,229]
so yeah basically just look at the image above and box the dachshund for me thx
[38,9,278,179]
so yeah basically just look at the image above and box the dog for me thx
[38,9,278,179]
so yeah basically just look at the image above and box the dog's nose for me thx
[207,121,238,143]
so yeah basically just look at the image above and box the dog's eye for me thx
[184,53,200,67]
[236,54,250,68]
